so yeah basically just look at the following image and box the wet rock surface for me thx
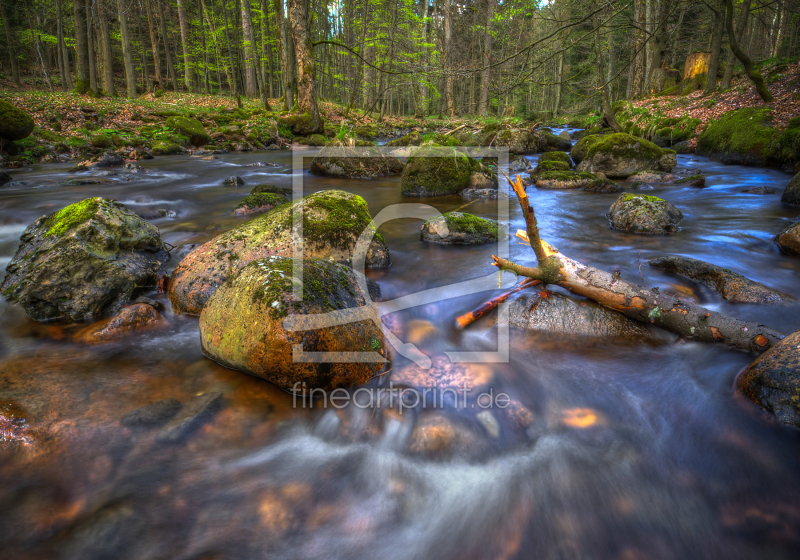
[576,133,677,178]
[780,172,800,205]
[156,392,223,443]
[420,212,501,245]
[0,198,169,322]
[736,331,800,429]
[120,399,182,427]
[649,255,794,304]
[169,190,389,314]
[606,193,683,234]
[75,303,165,344]
[776,220,800,255]
[309,138,404,179]
[199,257,386,392]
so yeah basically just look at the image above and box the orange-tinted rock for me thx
[75,303,164,344]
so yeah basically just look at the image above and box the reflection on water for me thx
[1,146,800,559]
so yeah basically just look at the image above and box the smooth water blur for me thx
[1,144,800,560]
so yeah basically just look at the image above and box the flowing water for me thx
[1,140,800,560]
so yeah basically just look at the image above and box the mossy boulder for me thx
[420,212,502,245]
[386,131,423,147]
[309,138,404,179]
[0,198,169,321]
[0,99,34,141]
[531,160,571,176]
[169,190,390,315]
[152,141,185,156]
[250,184,292,196]
[199,257,386,392]
[771,117,800,167]
[571,134,604,164]
[535,170,622,193]
[576,133,677,178]
[607,193,682,234]
[538,151,572,166]
[400,146,493,197]
[674,174,706,188]
[279,112,320,136]
[539,130,572,152]
[775,220,800,255]
[736,330,800,429]
[780,171,800,206]
[91,134,114,149]
[649,255,793,304]
[234,193,289,216]
[483,129,538,154]
[165,116,210,147]
[696,107,775,166]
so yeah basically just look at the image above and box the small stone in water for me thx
[120,399,182,427]
[156,392,223,444]
[223,176,244,186]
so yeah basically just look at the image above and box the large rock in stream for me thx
[200,257,386,392]
[169,190,390,315]
[0,99,34,141]
[736,330,800,429]
[420,212,501,244]
[606,193,683,234]
[780,171,800,206]
[1,198,169,322]
[309,138,404,179]
[502,292,653,341]
[576,133,677,178]
[649,255,794,304]
[776,220,800,255]
[400,145,496,196]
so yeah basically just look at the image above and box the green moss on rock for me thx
[696,107,775,166]
[401,145,484,196]
[0,99,35,141]
[165,116,210,147]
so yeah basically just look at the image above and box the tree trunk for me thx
[492,175,784,354]
[592,2,621,132]
[176,0,194,90]
[274,0,294,109]
[478,0,494,116]
[723,0,772,102]
[158,0,179,91]
[117,0,137,98]
[721,0,750,90]
[97,0,114,95]
[73,0,90,92]
[241,0,258,96]
[145,0,162,88]
[704,1,725,95]
[262,0,275,97]
[56,0,71,90]
[644,0,669,94]
[443,0,455,116]
[86,0,97,93]
[0,0,20,86]
[137,5,151,91]
[628,0,645,98]
[287,0,322,132]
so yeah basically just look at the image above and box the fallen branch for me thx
[456,278,541,329]
[444,124,468,136]
[492,174,785,353]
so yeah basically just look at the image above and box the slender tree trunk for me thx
[478,0,494,116]
[275,0,294,109]
[73,0,90,92]
[22,0,53,91]
[86,0,97,93]
[0,0,20,86]
[137,6,152,91]
[644,0,668,94]
[222,0,240,98]
[592,1,621,132]
[287,0,322,131]
[97,0,114,95]
[198,0,208,93]
[443,0,455,116]
[240,0,259,97]
[146,0,163,89]
[704,1,725,95]
[117,0,137,98]
[175,0,194,90]
[628,0,645,98]
[721,0,750,90]
[56,0,71,90]
[724,0,772,102]
[263,0,275,97]
[157,0,179,91]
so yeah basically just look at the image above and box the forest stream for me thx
[2,138,800,560]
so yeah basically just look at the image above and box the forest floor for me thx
[628,60,800,146]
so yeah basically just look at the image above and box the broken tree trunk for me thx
[491,174,785,353]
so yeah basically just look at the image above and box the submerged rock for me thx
[156,392,223,443]
[121,399,182,427]
[576,133,677,178]
[169,190,389,315]
[534,170,621,193]
[234,192,289,216]
[309,138,403,179]
[674,174,706,187]
[75,303,165,344]
[408,413,482,459]
[400,145,495,196]
[743,186,776,194]
[606,193,683,234]
[649,255,793,304]
[780,172,800,206]
[199,257,386,392]
[502,292,653,341]
[1,198,169,322]
[0,170,12,186]
[508,154,532,172]
[736,331,800,429]
[776,220,800,255]
[420,212,501,245]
